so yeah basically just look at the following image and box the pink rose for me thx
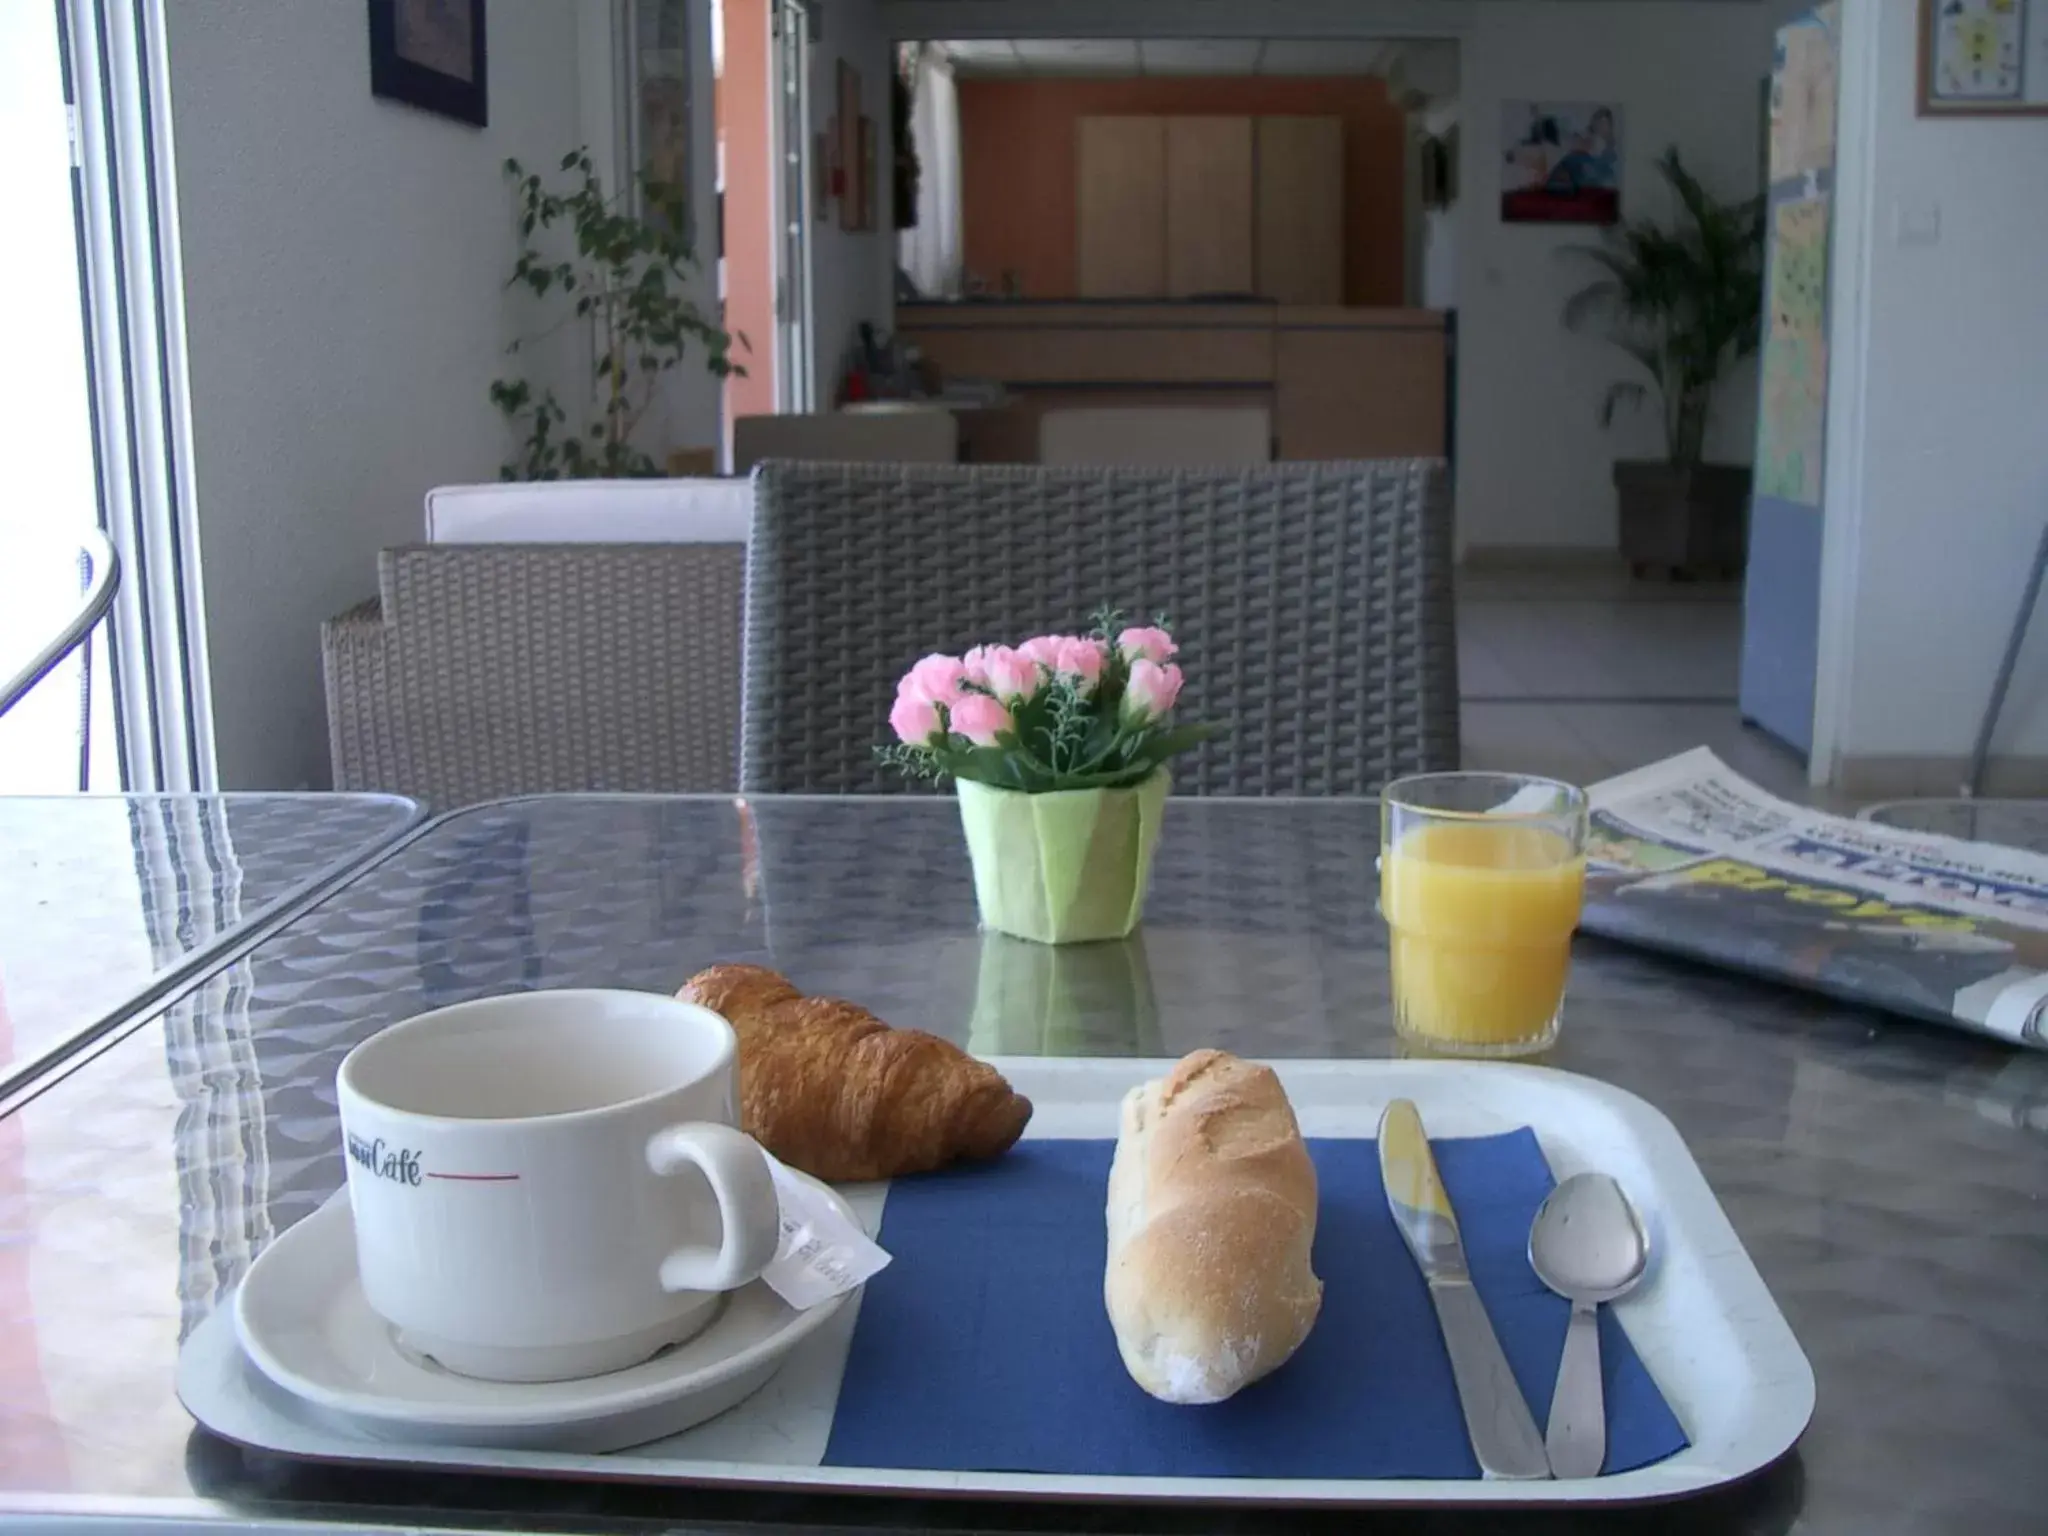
[889,693,943,745]
[949,692,1013,747]
[1054,637,1107,692]
[899,653,967,707]
[1122,659,1184,722]
[1117,625,1178,665]
[1017,635,1067,669]
[961,646,993,686]
[979,645,1044,704]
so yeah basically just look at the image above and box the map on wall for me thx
[1756,196,1831,508]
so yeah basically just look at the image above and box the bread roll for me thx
[1104,1049,1322,1404]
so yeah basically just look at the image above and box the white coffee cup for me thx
[335,988,780,1383]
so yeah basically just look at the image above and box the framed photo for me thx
[367,0,487,127]
[1500,101,1621,225]
[837,61,863,232]
[1918,0,2048,117]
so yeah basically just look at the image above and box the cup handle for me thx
[645,1123,780,1293]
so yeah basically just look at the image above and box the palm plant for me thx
[1562,147,1765,468]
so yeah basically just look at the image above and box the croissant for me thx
[678,963,1034,1182]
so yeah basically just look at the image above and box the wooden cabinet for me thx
[1077,114,1343,303]
[1077,117,1167,298]
[1256,117,1345,306]
[1164,117,1255,296]
[898,300,1450,463]
[1274,312,1446,460]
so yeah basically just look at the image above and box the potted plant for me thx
[1563,147,1765,580]
[877,615,1217,945]
[489,150,742,480]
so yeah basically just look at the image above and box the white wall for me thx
[811,0,897,397]
[165,0,722,789]
[1456,2,1797,554]
[1817,0,2048,764]
[1421,206,1459,310]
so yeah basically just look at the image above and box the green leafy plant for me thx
[1562,147,1764,468]
[490,150,743,480]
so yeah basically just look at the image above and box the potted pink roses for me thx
[879,615,1214,944]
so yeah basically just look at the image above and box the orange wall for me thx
[956,77,1409,305]
[718,0,776,428]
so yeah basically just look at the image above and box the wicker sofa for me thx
[323,542,744,809]
[323,460,1456,808]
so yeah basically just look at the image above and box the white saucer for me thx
[231,1173,862,1453]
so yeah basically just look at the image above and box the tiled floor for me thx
[1455,566,1821,802]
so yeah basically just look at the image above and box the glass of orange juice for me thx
[1380,772,1589,1058]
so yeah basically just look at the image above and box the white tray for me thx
[177,1059,1814,1507]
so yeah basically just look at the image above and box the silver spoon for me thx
[1528,1172,1650,1479]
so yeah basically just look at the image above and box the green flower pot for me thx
[954,771,1169,945]
[966,930,1162,1057]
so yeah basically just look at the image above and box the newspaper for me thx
[1583,749,2048,1051]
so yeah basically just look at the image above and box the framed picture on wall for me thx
[367,0,487,127]
[1918,0,2048,117]
[1500,101,1621,224]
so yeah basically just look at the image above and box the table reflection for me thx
[0,793,420,1093]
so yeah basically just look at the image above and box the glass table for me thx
[0,795,2041,1535]
[0,793,423,1097]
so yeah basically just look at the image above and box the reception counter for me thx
[896,300,1451,464]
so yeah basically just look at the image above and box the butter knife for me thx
[1379,1099,1552,1480]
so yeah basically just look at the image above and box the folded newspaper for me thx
[1585,749,2048,1051]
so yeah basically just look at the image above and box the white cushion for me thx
[1038,407,1273,469]
[423,479,753,544]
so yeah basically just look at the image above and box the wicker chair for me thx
[740,460,1458,796]
[324,543,744,808]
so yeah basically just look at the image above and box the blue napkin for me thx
[823,1133,1686,1479]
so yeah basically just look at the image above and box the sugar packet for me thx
[758,1154,891,1310]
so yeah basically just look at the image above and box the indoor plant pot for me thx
[956,772,1170,945]
[1563,147,1765,581]
[879,620,1214,950]
[1614,461,1752,580]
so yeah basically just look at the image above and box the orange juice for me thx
[1380,821,1587,1052]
